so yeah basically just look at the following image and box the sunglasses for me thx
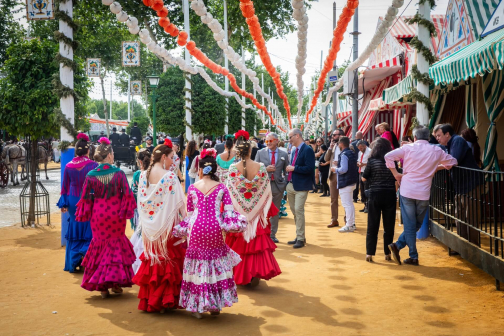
[265,139,277,144]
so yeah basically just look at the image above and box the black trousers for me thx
[366,189,397,256]
[320,170,329,195]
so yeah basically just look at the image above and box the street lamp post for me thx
[146,74,160,146]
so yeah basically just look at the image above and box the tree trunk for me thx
[27,139,38,225]
[144,18,158,44]
[100,75,110,137]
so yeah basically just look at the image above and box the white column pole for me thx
[59,0,74,142]
[223,0,229,134]
[110,80,112,120]
[416,2,431,126]
[183,0,193,141]
[127,74,131,122]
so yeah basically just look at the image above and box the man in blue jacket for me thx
[336,136,359,233]
[286,128,315,249]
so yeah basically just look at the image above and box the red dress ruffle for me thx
[132,237,186,312]
[225,204,281,285]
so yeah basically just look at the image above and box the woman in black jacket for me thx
[361,138,397,262]
[318,145,330,197]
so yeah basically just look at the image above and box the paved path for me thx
[0,190,502,335]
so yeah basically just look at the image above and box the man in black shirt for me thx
[130,122,142,145]
[109,127,120,147]
[119,129,130,147]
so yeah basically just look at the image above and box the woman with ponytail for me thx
[75,137,137,298]
[174,148,246,318]
[216,134,236,184]
[132,138,187,313]
[225,130,282,287]
[57,133,98,273]
[129,148,151,274]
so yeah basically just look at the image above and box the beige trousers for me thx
[286,183,309,242]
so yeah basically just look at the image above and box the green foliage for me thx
[85,98,146,120]
[0,0,25,67]
[0,40,59,138]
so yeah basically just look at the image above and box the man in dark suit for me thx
[130,122,142,145]
[119,129,130,147]
[214,135,225,155]
[255,132,289,243]
[109,127,120,147]
[286,128,315,249]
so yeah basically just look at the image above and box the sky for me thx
[14,0,451,104]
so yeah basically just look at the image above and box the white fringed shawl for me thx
[226,163,272,242]
[137,171,186,264]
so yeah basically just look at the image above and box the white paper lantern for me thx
[147,41,156,51]
[126,17,138,28]
[213,30,226,41]
[139,29,149,39]
[201,13,213,24]
[102,0,114,6]
[292,0,303,9]
[217,40,228,50]
[116,11,128,22]
[387,7,398,17]
[109,2,122,14]
[129,26,140,35]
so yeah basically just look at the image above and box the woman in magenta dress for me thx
[75,137,137,298]
[57,133,98,273]
[174,148,246,318]
[133,139,187,313]
[225,130,282,287]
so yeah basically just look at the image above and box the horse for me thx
[37,145,50,180]
[1,144,26,186]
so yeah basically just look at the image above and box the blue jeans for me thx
[395,195,429,259]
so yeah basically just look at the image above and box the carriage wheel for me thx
[0,162,9,188]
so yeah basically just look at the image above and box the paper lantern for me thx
[110,2,122,14]
[102,0,114,6]
[116,11,128,22]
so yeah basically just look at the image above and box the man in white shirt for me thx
[324,129,344,227]
[356,141,371,213]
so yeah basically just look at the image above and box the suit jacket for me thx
[324,145,340,178]
[255,147,289,193]
[290,143,315,191]
[214,143,225,155]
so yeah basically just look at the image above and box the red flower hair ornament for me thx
[98,137,110,145]
[234,130,250,141]
[201,148,217,159]
[164,138,173,148]
[76,133,89,142]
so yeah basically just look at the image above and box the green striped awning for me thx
[382,75,417,105]
[465,0,500,39]
[429,29,504,86]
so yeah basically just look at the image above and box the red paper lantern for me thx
[157,7,168,17]
[151,0,164,11]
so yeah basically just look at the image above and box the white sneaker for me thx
[338,225,356,233]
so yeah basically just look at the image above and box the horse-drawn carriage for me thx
[113,142,138,171]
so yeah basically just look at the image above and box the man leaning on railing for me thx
[434,124,483,246]
[384,126,458,266]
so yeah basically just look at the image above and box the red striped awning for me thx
[369,55,401,70]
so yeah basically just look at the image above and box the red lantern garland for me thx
[305,0,359,123]
[140,0,276,125]
[238,0,292,129]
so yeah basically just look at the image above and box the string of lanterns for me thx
[189,0,283,125]
[304,0,359,123]
[139,0,277,125]
[238,0,293,129]
[291,0,309,126]
[104,0,255,111]
[322,0,404,107]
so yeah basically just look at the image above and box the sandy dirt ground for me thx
[1,193,503,336]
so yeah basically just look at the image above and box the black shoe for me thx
[271,237,279,243]
[359,208,365,212]
[363,208,368,213]
[403,258,419,266]
[288,239,297,245]
[388,243,402,265]
[293,240,305,249]
[320,193,327,197]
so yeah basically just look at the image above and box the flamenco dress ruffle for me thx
[132,238,186,312]
[178,244,242,313]
[76,193,137,291]
[225,204,282,285]
[57,195,92,273]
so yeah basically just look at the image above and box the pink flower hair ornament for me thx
[98,137,110,145]
[201,148,217,159]
[76,133,89,142]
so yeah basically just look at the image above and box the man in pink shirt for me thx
[385,126,457,265]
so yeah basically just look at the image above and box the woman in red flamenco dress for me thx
[132,139,187,313]
[225,130,281,286]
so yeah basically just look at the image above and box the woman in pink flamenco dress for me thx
[133,139,187,313]
[174,148,247,319]
[225,130,282,287]
[76,137,137,298]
